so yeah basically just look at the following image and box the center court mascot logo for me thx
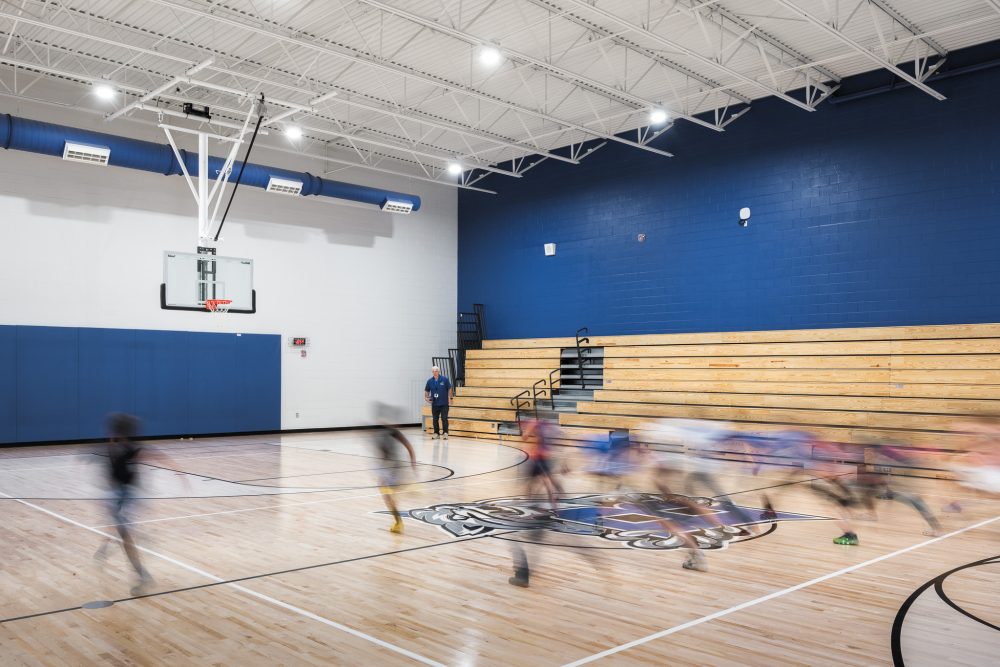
[397,492,828,550]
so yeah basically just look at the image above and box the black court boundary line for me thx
[234,464,413,483]
[935,569,1000,632]
[121,457,454,490]
[0,530,516,626]
[890,554,1000,667]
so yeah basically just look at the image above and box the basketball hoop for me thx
[205,299,232,313]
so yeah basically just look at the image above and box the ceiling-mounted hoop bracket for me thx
[160,96,262,248]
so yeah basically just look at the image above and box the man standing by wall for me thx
[424,365,453,439]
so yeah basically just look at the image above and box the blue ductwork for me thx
[0,114,421,211]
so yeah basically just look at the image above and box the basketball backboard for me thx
[161,251,255,313]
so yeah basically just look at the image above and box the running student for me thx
[746,430,861,545]
[372,405,417,534]
[509,413,562,587]
[95,413,186,595]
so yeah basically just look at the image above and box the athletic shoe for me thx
[431,433,439,439]
[390,520,404,534]
[130,572,154,596]
[443,433,449,440]
[508,576,529,588]
[682,553,708,572]
[833,532,859,546]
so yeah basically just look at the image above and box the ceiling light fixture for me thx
[447,162,463,176]
[649,108,669,125]
[478,45,503,67]
[285,125,303,140]
[93,83,116,101]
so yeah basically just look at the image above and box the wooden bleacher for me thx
[423,323,1000,476]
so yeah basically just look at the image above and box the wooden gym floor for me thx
[0,429,997,666]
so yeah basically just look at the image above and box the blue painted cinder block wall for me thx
[458,55,1000,339]
[0,325,280,444]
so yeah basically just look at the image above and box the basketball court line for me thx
[559,513,1000,666]
[92,470,537,528]
[234,463,413,483]
[0,489,447,667]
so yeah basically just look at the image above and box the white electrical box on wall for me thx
[544,243,556,256]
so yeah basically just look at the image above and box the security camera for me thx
[738,207,751,227]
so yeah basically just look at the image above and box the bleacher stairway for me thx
[551,346,604,413]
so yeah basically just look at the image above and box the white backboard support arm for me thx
[159,98,262,248]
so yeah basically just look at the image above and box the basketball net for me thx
[205,299,232,314]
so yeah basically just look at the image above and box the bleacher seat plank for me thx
[482,337,575,349]
[599,379,1000,399]
[891,338,1000,354]
[605,355,890,369]
[455,387,528,398]
[606,368,891,383]
[605,341,894,357]
[592,390,1000,416]
[466,348,562,359]
[451,397,536,409]
[466,358,560,369]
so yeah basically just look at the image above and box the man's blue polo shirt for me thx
[425,375,451,407]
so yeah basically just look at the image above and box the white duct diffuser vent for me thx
[380,199,413,214]
[266,176,303,196]
[62,141,110,166]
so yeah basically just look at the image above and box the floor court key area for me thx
[0,430,997,666]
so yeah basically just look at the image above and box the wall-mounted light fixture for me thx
[739,207,751,227]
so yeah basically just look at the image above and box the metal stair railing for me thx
[547,368,561,410]
[575,327,592,390]
[510,390,531,434]
[531,379,548,415]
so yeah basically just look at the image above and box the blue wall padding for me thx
[235,333,282,433]
[134,330,192,439]
[17,326,79,442]
[78,328,137,439]
[0,326,281,444]
[0,326,16,443]
[188,332,240,435]
[458,53,1000,338]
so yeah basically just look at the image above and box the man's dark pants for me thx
[432,404,449,434]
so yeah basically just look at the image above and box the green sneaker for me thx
[833,532,859,546]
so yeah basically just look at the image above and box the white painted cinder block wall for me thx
[0,99,457,429]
